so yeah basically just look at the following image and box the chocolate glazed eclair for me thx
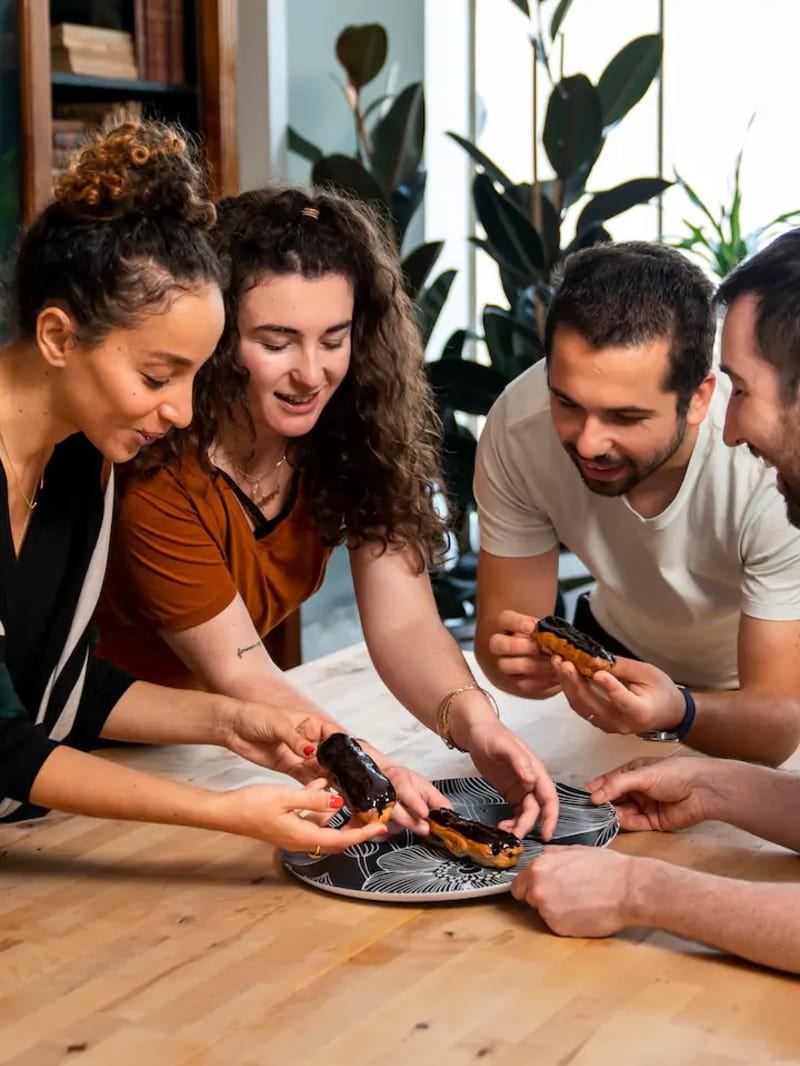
[534,615,616,678]
[427,808,522,869]
[316,734,397,825]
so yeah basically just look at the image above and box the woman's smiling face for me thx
[235,272,354,439]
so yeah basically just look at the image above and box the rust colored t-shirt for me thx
[95,454,330,689]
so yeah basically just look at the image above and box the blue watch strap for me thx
[673,685,696,740]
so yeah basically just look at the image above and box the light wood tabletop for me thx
[1,643,799,1066]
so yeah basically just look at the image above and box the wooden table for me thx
[1,644,798,1065]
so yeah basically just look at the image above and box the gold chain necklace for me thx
[232,450,287,509]
[0,426,45,511]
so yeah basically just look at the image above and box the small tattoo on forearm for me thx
[237,642,260,659]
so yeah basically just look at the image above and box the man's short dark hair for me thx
[716,228,800,405]
[544,241,715,412]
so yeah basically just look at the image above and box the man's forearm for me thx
[627,857,800,973]
[707,759,800,851]
[686,688,800,765]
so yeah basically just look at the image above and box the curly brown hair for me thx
[11,119,220,344]
[166,183,448,569]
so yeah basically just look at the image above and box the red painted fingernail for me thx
[329,795,344,809]
[379,826,389,834]
[303,745,315,756]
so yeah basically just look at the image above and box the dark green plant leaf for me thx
[470,236,535,288]
[483,306,515,377]
[577,177,672,232]
[597,34,662,130]
[441,329,479,361]
[543,74,604,181]
[312,154,388,209]
[402,241,443,300]
[391,169,426,249]
[427,358,507,415]
[483,304,543,378]
[473,173,546,281]
[288,126,323,164]
[550,0,574,39]
[417,269,457,348]
[446,132,513,191]
[564,222,612,255]
[371,82,425,195]
[562,139,604,209]
[509,184,561,270]
[335,24,387,89]
[674,171,725,242]
[508,0,530,14]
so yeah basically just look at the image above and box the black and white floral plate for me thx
[281,776,619,903]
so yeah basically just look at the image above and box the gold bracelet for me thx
[436,684,500,751]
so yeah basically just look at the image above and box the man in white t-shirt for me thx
[474,241,800,765]
[510,229,800,975]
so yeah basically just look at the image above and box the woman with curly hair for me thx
[97,185,558,837]
[0,122,390,853]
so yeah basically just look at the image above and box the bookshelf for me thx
[16,0,239,223]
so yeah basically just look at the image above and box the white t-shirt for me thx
[474,361,800,689]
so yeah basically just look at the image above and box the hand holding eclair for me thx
[486,609,563,699]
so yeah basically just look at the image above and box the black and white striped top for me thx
[0,433,134,821]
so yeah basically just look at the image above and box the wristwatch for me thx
[637,685,696,742]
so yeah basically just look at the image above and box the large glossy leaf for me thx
[483,305,543,378]
[371,83,425,195]
[446,132,513,191]
[402,241,443,300]
[543,75,604,181]
[564,221,612,256]
[312,154,387,209]
[441,328,479,361]
[550,0,574,39]
[470,237,535,288]
[427,358,507,415]
[577,177,672,232]
[416,269,457,348]
[508,184,562,270]
[597,34,662,131]
[335,24,387,89]
[391,169,426,249]
[288,127,322,164]
[473,173,546,282]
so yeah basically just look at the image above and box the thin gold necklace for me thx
[0,426,45,511]
[232,450,287,509]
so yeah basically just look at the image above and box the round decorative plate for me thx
[281,777,619,903]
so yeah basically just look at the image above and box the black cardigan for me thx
[0,433,134,820]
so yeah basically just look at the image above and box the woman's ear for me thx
[36,306,77,369]
[686,371,716,427]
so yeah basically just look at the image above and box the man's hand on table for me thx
[511,846,639,937]
[552,655,686,736]
[585,754,729,832]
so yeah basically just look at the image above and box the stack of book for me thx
[51,100,144,183]
[50,23,138,81]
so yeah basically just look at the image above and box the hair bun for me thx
[54,119,216,227]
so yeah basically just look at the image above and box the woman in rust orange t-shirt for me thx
[97,185,559,839]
